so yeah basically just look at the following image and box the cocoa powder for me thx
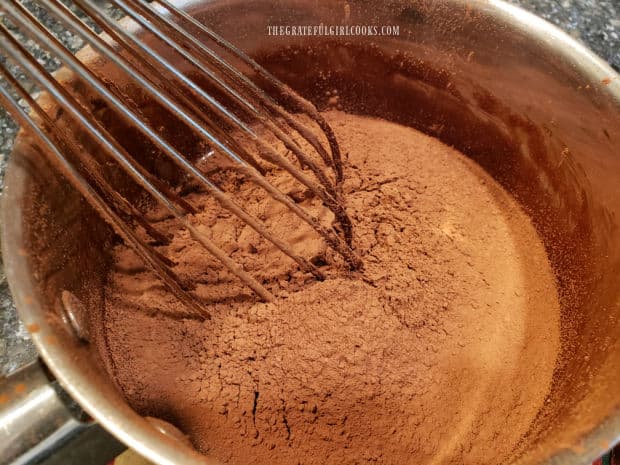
[94,111,560,464]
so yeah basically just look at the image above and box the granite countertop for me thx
[0,0,619,375]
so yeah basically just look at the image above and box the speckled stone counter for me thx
[0,0,618,375]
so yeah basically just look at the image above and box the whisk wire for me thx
[3,2,331,283]
[0,62,210,318]
[0,0,361,309]
[60,0,349,225]
[7,0,360,269]
[154,0,345,183]
[0,20,278,306]
[108,0,343,191]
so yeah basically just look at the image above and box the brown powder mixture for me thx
[94,111,560,465]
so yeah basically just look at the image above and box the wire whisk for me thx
[0,0,362,318]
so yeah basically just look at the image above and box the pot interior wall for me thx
[8,0,620,464]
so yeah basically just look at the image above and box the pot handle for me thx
[0,359,126,465]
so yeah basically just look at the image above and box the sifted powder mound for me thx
[94,111,560,465]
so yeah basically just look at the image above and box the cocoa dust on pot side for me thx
[93,111,560,465]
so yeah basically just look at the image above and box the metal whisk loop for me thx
[108,0,353,241]
[0,0,362,312]
[153,0,345,184]
[6,0,358,262]
[67,0,343,203]
[0,72,210,318]
[0,21,275,311]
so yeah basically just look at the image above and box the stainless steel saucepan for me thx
[1,1,619,464]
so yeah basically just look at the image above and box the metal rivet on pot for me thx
[60,290,90,342]
[145,416,192,446]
